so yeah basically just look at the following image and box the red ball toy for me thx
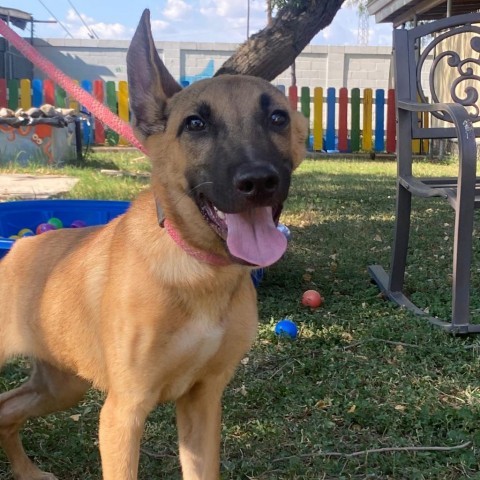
[36,223,56,235]
[301,289,323,308]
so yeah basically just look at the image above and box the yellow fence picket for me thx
[20,79,31,110]
[118,80,129,146]
[362,88,373,152]
[313,87,323,151]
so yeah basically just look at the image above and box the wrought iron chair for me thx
[369,12,480,334]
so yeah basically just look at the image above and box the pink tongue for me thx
[225,207,287,267]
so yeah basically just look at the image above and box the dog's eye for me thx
[184,116,206,132]
[270,110,289,128]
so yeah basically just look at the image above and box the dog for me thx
[0,9,307,480]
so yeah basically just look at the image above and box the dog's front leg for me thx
[98,393,155,480]
[176,380,224,480]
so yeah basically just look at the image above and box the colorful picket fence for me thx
[0,78,430,155]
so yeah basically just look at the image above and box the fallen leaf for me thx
[70,414,81,422]
[315,399,331,410]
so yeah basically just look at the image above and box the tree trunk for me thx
[216,0,347,81]
[267,0,273,27]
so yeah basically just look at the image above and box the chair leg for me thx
[450,203,474,330]
[369,179,480,334]
[389,183,412,293]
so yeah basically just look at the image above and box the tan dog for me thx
[0,9,307,480]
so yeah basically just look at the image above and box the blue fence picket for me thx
[80,80,94,145]
[32,79,43,107]
[374,89,385,152]
[325,87,336,152]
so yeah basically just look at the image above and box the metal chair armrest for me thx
[398,100,477,193]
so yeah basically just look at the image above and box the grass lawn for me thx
[1,152,480,479]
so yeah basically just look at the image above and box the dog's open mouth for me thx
[198,196,287,267]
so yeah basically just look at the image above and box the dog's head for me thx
[127,10,307,268]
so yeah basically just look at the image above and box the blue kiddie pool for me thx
[0,199,276,289]
[0,199,130,259]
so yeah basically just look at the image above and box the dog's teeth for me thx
[217,210,225,220]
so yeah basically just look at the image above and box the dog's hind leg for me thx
[0,360,89,480]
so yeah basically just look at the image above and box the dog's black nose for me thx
[234,164,280,200]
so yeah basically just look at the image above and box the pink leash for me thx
[0,19,146,154]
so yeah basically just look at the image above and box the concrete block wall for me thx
[30,38,394,91]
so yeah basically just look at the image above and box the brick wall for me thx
[29,38,394,90]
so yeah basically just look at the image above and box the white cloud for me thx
[200,0,264,19]
[60,8,128,39]
[87,22,127,39]
[163,0,192,20]
[151,19,171,33]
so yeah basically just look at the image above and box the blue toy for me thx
[251,268,264,288]
[274,319,298,339]
[277,223,291,241]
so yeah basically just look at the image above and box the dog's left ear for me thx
[127,9,182,139]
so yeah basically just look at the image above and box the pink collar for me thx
[163,219,233,267]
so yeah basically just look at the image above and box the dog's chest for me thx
[160,312,225,401]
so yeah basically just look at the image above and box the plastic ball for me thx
[302,289,323,308]
[251,268,264,288]
[274,319,298,339]
[18,228,34,237]
[36,223,56,235]
[8,235,19,240]
[277,223,291,241]
[70,220,87,228]
[47,217,63,229]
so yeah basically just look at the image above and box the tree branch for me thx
[272,441,472,463]
[215,0,347,80]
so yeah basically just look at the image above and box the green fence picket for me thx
[7,79,19,110]
[105,81,119,146]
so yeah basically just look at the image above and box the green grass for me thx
[2,153,480,479]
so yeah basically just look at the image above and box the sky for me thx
[7,1,394,46]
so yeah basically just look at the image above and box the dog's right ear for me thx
[127,9,182,139]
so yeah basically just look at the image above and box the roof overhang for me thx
[0,7,33,30]
[368,0,480,26]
